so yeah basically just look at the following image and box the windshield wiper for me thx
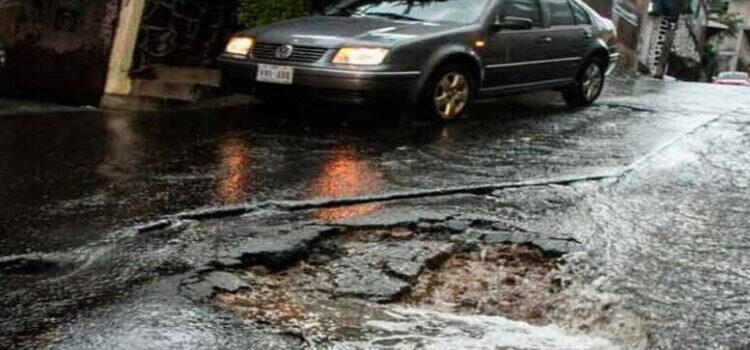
[359,12,423,22]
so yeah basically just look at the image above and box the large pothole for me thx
[179,220,647,349]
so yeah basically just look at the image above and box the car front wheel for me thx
[419,64,472,121]
[563,58,605,107]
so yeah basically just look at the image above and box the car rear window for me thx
[547,0,575,26]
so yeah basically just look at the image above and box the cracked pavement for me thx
[2,78,750,349]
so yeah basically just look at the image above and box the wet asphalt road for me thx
[2,78,750,349]
[0,78,714,255]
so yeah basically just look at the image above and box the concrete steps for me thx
[148,66,222,87]
[102,66,225,110]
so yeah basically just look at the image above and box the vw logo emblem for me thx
[275,44,294,59]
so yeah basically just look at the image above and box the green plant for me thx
[713,11,744,40]
[237,0,307,28]
[237,0,339,28]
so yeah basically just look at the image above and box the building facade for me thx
[610,0,711,79]
[714,0,750,72]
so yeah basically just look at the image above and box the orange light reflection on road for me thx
[215,137,251,204]
[311,148,384,221]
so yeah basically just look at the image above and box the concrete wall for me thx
[0,0,120,105]
[612,0,651,71]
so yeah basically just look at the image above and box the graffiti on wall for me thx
[133,0,236,71]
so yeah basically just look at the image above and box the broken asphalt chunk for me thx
[328,241,454,302]
[180,271,250,302]
[481,230,579,256]
[218,225,339,271]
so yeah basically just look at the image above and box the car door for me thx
[482,0,547,89]
[540,0,591,80]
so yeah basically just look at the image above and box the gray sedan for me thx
[219,0,618,120]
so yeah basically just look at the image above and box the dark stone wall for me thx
[132,0,237,74]
[0,0,120,105]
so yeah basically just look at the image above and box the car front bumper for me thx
[219,56,422,105]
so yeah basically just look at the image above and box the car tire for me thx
[418,63,473,121]
[563,58,605,107]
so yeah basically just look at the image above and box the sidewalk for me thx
[0,99,98,116]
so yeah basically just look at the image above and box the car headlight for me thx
[225,37,254,56]
[333,47,389,65]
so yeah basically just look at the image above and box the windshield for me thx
[327,0,491,24]
[718,72,749,80]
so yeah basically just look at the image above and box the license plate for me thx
[256,64,294,85]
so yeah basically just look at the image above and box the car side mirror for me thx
[494,16,534,30]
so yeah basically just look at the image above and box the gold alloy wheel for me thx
[582,63,603,102]
[434,72,469,120]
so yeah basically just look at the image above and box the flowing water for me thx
[333,306,620,350]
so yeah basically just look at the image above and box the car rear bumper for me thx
[219,57,421,105]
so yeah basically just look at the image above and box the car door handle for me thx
[537,36,552,43]
[583,32,592,39]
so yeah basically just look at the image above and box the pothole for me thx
[194,222,647,348]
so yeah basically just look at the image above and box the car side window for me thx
[547,0,575,26]
[500,0,543,27]
[569,0,591,25]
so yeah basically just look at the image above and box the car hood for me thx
[244,16,464,48]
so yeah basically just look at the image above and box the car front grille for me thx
[252,43,328,63]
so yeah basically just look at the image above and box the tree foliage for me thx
[714,11,745,40]
[237,0,339,28]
